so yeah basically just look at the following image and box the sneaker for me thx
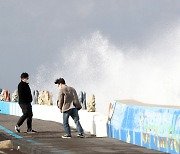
[61,134,71,138]
[15,125,20,133]
[77,133,85,138]
[27,129,37,134]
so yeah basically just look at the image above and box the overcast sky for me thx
[0,0,180,92]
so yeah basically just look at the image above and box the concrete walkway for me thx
[0,114,166,154]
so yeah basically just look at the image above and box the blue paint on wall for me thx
[129,130,133,144]
[120,129,127,142]
[108,100,180,154]
[135,132,141,146]
[0,101,10,114]
[0,101,21,116]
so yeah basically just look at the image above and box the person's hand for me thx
[57,100,60,108]
[60,109,62,113]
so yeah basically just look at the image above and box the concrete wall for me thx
[1,100,179,153]
[108,100,180,154]
[0,101,108,137]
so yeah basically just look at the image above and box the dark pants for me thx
[17,103,33,129]
[63,108,84,135]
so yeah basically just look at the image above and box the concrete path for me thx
[0,114,166,154]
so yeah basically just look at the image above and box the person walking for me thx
[55,78,84,138]
[15,72,36,133]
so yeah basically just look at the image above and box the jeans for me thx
[63,108,84,135]
[17,103,33,130]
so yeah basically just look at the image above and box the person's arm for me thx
[27,84,33,102]
[58,90,64,113]
[18,83,23,97]
[73,88,82,110]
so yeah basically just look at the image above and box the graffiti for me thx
[173,139,179,153]
[126,130,130,143]
[158,137,166,149]
[142,133,150,144]
[108,100,180,154]
[174,114,180,134]
[153,135,158,147]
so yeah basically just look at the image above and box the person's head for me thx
[20,72,29,82]
[54,78,66,89]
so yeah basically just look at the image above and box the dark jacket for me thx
[18,81,32,104]
[58,86,82,112]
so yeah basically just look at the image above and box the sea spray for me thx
[31,26,180,115]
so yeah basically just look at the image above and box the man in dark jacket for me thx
[15,72,36,133]
[55,78,84,138]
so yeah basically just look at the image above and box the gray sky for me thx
[0,0,180,92]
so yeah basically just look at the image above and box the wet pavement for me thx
[0,114,166,154]
[0,133,24,154]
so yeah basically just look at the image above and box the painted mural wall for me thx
[108,100,180,154]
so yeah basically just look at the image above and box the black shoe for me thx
[27,129,37,134]
[77,133,85,138]
[61,134,71,138]
[15,125,20,133]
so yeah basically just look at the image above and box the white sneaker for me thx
[15,125,20,133]
[27,129,37,134]
[77,133,85,138]
[61,134,71,138]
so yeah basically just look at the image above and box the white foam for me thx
[31,24,180,115]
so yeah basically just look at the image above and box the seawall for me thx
[0,101,107,137]
[0,100,179,153]
[108,100,180,154]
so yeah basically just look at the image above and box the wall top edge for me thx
[115,99,180,109]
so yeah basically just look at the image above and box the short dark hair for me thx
[21,72,29,79]
[54,78,66,84]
